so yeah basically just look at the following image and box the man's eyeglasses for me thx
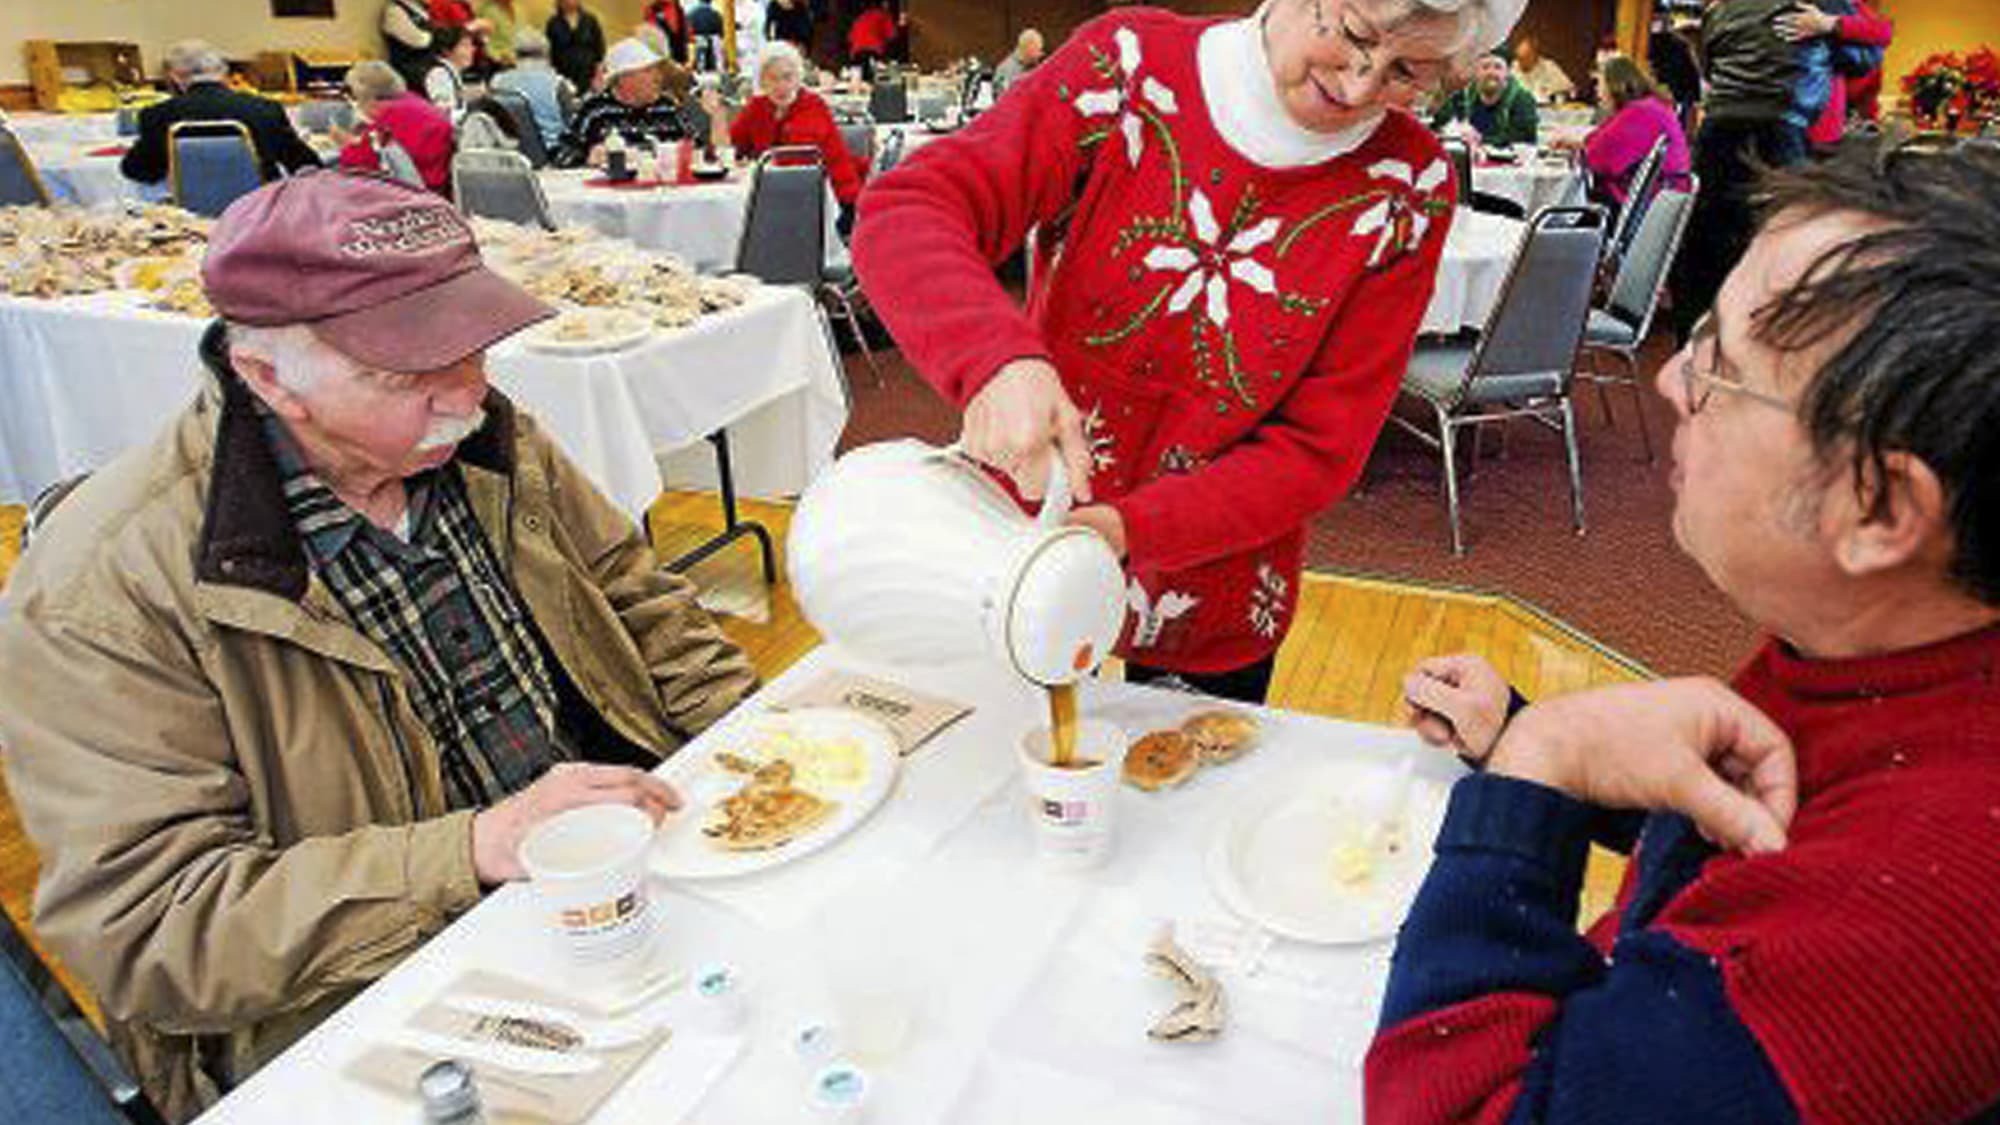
[1679,313,1794,416]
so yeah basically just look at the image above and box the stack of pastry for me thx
[1121,708,1261,791]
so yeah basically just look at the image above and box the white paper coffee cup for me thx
[1018,719,1122,870]
[519,803,658,969]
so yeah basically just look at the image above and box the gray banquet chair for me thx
[1392,205,1608,554]
[452,149,555,229]
[1578,185,1696,462]
[735,145,882,384]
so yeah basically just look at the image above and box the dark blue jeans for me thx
[1668,117,1809,342]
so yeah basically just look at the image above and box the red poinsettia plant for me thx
[1902,47,2000,134]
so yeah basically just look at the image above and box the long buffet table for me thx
[0,285,847,516]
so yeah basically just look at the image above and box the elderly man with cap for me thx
[553,36,709,167]
[0,171,757,1120]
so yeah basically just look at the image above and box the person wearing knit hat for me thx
[1428,42,1540,146]
[1375,136,2000,1123]
[553,35,709,166]
[0,170,757,1118]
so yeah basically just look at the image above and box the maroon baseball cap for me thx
[201,170,553,373]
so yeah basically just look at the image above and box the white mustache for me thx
[417,407,486,451]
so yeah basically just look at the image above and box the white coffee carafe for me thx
[786,441,1127,686]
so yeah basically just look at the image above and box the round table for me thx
[539,168,848,274]
[1422,208,1526,335]
[1470,157,1582,217]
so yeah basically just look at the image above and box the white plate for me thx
[1205,756,1450,945]
[651,708,901,880]
[521,309,655,355]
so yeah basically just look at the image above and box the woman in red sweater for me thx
[333,60,457,195]
[723,42,867,232]
[852,0,1524,702]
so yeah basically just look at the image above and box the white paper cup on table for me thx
[1019,719,1122,871]
[816,913,919,1062]
[519,804,658,977]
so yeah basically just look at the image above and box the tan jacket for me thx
[0,328,757,1120]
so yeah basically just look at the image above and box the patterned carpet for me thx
[834,337,1761,679]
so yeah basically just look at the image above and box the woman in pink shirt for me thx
[1578,55,1690,205]
[332,60,457,195]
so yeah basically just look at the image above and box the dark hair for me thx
[433,26,468,55]
[1599,55,1664,110]
[1753,135,2000,605]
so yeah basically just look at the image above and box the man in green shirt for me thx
[1431,48,1540,147]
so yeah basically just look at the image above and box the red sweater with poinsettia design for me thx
[853,7,1452,675]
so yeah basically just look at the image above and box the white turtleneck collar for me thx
[1197,11,1383,170]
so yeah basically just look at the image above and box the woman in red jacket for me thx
[852,0,1527,702]
[644,0,690,65]
[720,41,867,233]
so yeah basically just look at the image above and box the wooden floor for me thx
[0,494,1637,1026]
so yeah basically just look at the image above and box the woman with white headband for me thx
[853,0,1522,703]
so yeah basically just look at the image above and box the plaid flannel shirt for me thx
[264,414,579,810]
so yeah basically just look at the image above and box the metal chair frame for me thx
[1577,182,1697,462]
[1391,206,1608,554]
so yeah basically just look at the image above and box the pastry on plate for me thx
[1180,709,1261,766]
[702,758,838,851]
[1123,730,1198,791]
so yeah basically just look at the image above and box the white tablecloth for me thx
[541,169,849,275]
[197,644,1461,1125]
[0,286,847,512]
[1470,159,1581,216]
[25,141,159,207]
[3,111,121,148]
[1423,208,1525,335]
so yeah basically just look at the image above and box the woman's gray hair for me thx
[758,41,806,83]
[1409,0,1522,57]
[226,322,357,392]
[345,59,407,105]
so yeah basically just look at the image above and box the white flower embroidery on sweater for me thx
[1247,563,1288,639]
[1074,27,1179,166]
[1351,157,1451,267]
[1141,188,1280,329]
[1129,579,1199,649]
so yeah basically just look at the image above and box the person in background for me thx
[0,171,757,1120]
[717,42,866,231]
[644,0,691,64]
[1777,0,1892,149]
[547,0,608,93]
[1834,0,1891,122]
[554,38,708,167]
[1574,55,1690,203]
[1511,33,1574,102]
[688,0,728,72]
[475,0,519,68]
[1668,0,1811,342]
[857,0,1521,704]
[381,0,439,89]
[1648,11,1704,126]
[766,0,815,55]
[992,28,1046,93]
[1431,48,1540,147]
[121,40,321,187]
[847,2,900,76]
[334,61,456,193]
[492,28,579,149]
[1372,134,2000,1124]
[424,26,478,117]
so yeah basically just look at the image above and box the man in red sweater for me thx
[1374,135,2000,1123]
